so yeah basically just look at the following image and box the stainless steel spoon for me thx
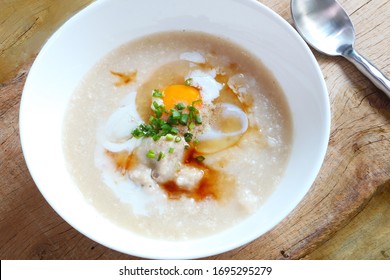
[291,0,390,98]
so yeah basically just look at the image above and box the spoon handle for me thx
[343,47,390,98]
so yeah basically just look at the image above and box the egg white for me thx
[186,69,222,104]
[198,103,248,141]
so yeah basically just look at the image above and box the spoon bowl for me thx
[291,0,390,97]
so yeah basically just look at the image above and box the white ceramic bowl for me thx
[20,0,330,259]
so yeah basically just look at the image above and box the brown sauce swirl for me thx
[160,147,235,201]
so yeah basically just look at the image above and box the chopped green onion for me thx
[188,122,195,131]
[146,150,155,159]
[170,127,179,135]
[166,134,174,141]
[131,128,143,138]
[171,109,181,119]
[161,124,172,132]
[195,114,202,124]
[168,147,174,154]
[166,115,178,125]
[192,99,202,106]
[195,155,205,162]
[131,99,206,161]
[157,151,165,161]
[152,89,164,98]
[179,114,189,125]
[184,144,190,150]
[184,132,193,143]
[153,101,160,110]
[194,139,200,145]
[185,78,193,86]
[187,104,196,112]
[175,103,186,111]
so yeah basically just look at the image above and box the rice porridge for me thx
[63,31,292,240]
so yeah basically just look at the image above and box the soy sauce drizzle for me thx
[110,70,137,86]
[159,147,231,201]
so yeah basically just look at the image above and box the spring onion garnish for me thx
[185,78,193,86]
[175,102,186,110]
[188,122,195,131]
[195,155,205,162]
[166,134,174,141]
[179,114,189,125]
[157,151,165,161]
[131,85,206,160]
[170,127,179,135]
[184,132,193,143]
[168,147,175,154]
[195,114,202,124]
[171,109,181,119]
[152,89,164,98]
[146,150,155,159]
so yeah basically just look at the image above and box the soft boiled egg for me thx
[162,84,201,110]
[160,69,223,110]
[195,103,249,154]
[186,69,222,104]
[138,51,250,156]
[102,93,142,153]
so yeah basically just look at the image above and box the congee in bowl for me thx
[20,0,330,259]
[64,31,292,239]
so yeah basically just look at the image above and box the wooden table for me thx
[1,0,389,260]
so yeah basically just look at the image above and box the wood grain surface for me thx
[1,0,389,259]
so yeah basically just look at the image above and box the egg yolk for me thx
[163,85,202,110]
